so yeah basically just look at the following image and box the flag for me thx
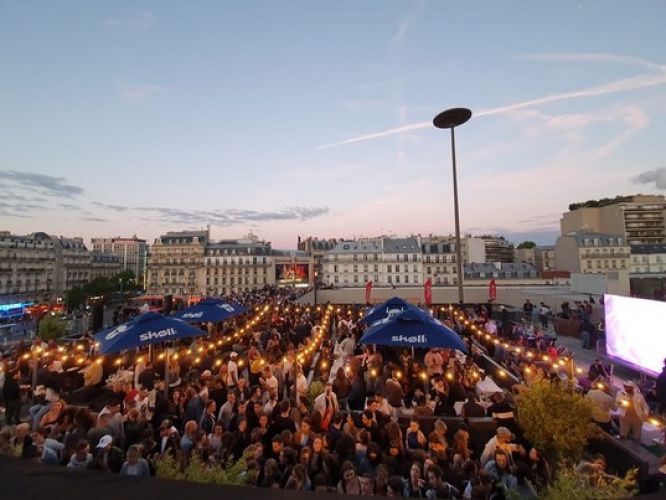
[489,278,497,301]
[424,278,432,306]
[365,281,373,304]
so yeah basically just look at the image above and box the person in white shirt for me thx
[616,381,650,441]
[227,352,239,389]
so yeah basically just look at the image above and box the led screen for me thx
[275,263,309,285]
[604,294,666,376]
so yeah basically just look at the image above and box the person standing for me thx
[586,382,616,433]
[616,381,650,441]
[3,369,22,425]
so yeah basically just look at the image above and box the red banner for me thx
[489,278,497,301]
[365,280,373,303]
[424,278,432,306]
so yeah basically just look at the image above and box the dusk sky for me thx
[1,1,665,249]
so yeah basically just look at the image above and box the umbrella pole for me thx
[164,348,170,398]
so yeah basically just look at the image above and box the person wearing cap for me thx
[616,381,650,441]
[91,434,124,472]
[480,426,523,466]
[227,352,239,390]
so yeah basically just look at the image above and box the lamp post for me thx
[433,107,472,306]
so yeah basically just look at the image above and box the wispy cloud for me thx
[117,83,166,102]
[516,53,665,72]
[103,9,154,30]
[84,217,108,222]
[633,167,666,190]
[57,203,81,211]
[316,52,666,149]
[391,0,425,48]
[0,170,85,196]
[133,206,330,226]
[91,201,129,212]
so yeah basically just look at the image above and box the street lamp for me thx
[433,107,472,305]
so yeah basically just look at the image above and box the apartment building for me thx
[89,252,123,281]
[204,234,273,296]
[91,235,148,280]
[554,232,630,274]
[145,230,209,297]
[53,237,91,297]
[561,194,666,245]
[421,237,457,286]
[630,244,666,275]
[0,231,56,304]
[534,246,556,276]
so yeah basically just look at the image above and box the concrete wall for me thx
[571,271,630,296]
[303,285,592,311]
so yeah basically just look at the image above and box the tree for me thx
[114,269,141,292]
[38,315,66,341]
[83,277,116,297]
[542,465,638,500]
[517,241,537,249]
[516,380,595,462]
[65,286,86,311]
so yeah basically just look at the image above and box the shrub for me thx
[38,315,66,341]
[542,465,638,499]
[308,379,326,406]
[155,452,249,486]
[516,380,595,462]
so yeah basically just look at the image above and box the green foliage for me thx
[155,452,249,486]
[65,286,87,310]
[542,465,638,500]
[116,270,141,291]
[84,276,116,297]
[38,315,66,341]
[308,379,326,406]
[569,195,633,211]
[516,380,595,461]
[517,241,537,249]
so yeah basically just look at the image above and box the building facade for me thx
[554,232,630,274]
[0,231,56,304]
[53,237,91,297]
[89,252,123,281]
[145,230,209,297]
[204,234,274,296]
[561,194,666,245]
[464,262,538,280]
[421,238,457,286]
[458,236,514,264]
[630,244,666,274]
[321,238,383,287]
[91,235,148,281]
[513,247,536,266]
[534,246,556,276]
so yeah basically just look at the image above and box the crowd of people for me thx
[0,287,657,498]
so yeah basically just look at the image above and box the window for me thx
[405,275,409,283]
[396,264,400,272]
[387,265,392,273]
[334,275,339,283]
[353,264,358,272]
[334,265,338,273]
[374,264,379,272]
[395,275,400,284]
[353,275,358,283]
[412,254,418,262]
[413,275,418,283]
[388,275,392,283]
[427,266,432,274]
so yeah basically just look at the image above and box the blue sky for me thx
[1,0,665,248]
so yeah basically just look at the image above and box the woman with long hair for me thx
[337,460,361,495]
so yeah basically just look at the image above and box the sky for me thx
[1,0,665,249]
